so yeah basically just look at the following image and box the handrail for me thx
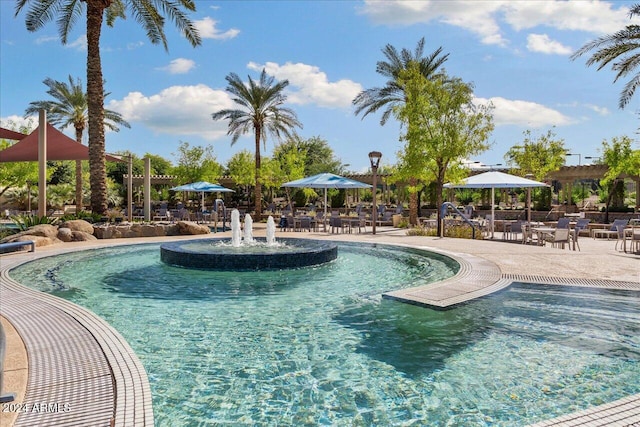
[440,202,477,239]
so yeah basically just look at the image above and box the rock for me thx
[57,227,74,242]
[71,231,97,241]
[60,219,94,235]
[0,224,58,244]
[176,221,210,235]
[17,235,60,247]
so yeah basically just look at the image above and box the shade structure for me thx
[171,181,234,211]
[0,127,27,141]
[443,171,548,238]
[0,123,122,162]
[282,173,372,224]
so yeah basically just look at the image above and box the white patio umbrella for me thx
[282,173,372,224]
[170,181,234,211]
[443,171,548,238]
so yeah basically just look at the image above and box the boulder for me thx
[57,227,74,242]
[16,235,60,247]
[0,224,58,244]
[71,231,98,241]
[61,219,94,235]
[176,221,210,235]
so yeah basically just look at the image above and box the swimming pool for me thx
[10,242,640,426]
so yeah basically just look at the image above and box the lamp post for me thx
[369,151,382,235]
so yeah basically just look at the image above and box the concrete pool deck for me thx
[0,225,638,426]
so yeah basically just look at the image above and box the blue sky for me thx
[1,0,639,172]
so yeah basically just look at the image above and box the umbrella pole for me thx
[491,187,495,239]
[324,187,328,232]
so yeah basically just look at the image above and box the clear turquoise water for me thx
[10,243,640,426]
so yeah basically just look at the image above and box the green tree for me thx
[25,75,130,211]
[271,140,309,210]
[16,0,201,214]
[353,38,449,224]
[227,150,255,206]
[600,135,639,220]
[145,153,174,176]
[571,4,640,109]
[0,120,39,198]
[212,69,302,217]
[395,68,494,230]
[172,141,222,185]
[504,129,565,210]
[504,129,566,181]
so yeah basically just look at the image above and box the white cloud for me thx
[158,58,196,74]
[0,115,36,132]
[360,0,508,46]
[66,35,87,51]
[503,1,636,34]
[475,96,573,127]
[526,33,572,55]
[127,41,144,50]
[584,104,610,116]
[359,0,639,47]
[194,17,240,40]
[35,35,59,45]
[107,84,235,140]
[247,61,363,108]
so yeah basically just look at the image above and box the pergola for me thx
[547,164,640,210]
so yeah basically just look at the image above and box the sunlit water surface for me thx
[10,242,640,426]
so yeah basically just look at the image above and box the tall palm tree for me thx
[16,0,201,215]
[571,4,640,109]
[25,75,130,212]
[212,69,302,217]
[353,38,449,225]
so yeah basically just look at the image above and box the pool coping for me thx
[0,236,639,426]
[0,251,154,427]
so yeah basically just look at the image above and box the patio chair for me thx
[574,218,591,237]
[330,216,344,234]
[377,211,394,226]
[297,216,312,232]
[556,217,571,229]
[545,228,570,249]
[625,223,640,254]
[153,208,169,221]
[505,221,523,242]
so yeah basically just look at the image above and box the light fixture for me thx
[368,151,382,235]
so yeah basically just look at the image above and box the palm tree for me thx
[212,69,302,217]
[16,0,201,214]
[353,38,449,225]
[25,75,130,212]
[571,4,640,109]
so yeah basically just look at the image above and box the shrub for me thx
[11,214,59,231]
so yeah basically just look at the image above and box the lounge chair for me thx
[592,219,629,241]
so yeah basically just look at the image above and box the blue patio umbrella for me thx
[282,173,371,221]
[171,181,234,211]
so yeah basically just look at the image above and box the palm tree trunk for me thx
[254,130,262,217]
[86,1,107,215]
[74,128,84,212]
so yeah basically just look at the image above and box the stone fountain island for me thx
[160,210,337,270]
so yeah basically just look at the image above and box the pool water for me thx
[10,243,640,426]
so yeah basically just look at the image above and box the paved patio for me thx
[0,225,638,426]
